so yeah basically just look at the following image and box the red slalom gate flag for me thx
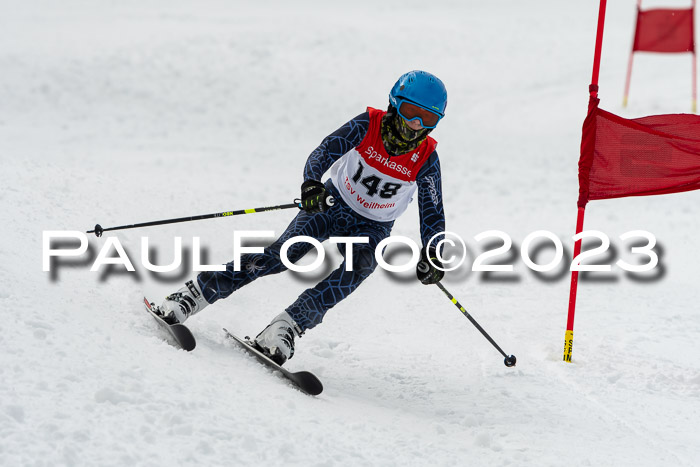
[623,4,697,111]
[578,96,700,207]
[566,0,698,364]
[633,7,695,53]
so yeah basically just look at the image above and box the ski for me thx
[223,328,323,396]
[143,297,196,351]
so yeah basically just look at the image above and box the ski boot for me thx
[158,279,208,324]
[254,311,303,365]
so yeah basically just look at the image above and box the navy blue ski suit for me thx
[197,111,445,331]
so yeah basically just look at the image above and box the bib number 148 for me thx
[352,161,401,199]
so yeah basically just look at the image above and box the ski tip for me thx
[298,374,323,396]
[182,339,196,352]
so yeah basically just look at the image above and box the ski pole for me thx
[435,282,517,367]
[87,201,304,237]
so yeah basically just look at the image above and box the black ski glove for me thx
[416,247,445,285]
[300,180,333,213]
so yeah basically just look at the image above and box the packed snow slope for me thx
[2,0,699,465]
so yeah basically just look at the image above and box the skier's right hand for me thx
[300,180,333,213]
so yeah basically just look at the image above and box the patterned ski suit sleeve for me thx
[416,151,446,250]
[303,112,370,181]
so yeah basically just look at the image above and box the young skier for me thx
[156,70,448,365]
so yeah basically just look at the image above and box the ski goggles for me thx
[395,99,444,129]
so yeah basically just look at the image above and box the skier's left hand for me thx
[416,247,444,285]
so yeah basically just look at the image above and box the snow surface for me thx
[2,0,700,465]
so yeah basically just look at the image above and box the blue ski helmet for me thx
[389,70,447,123]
